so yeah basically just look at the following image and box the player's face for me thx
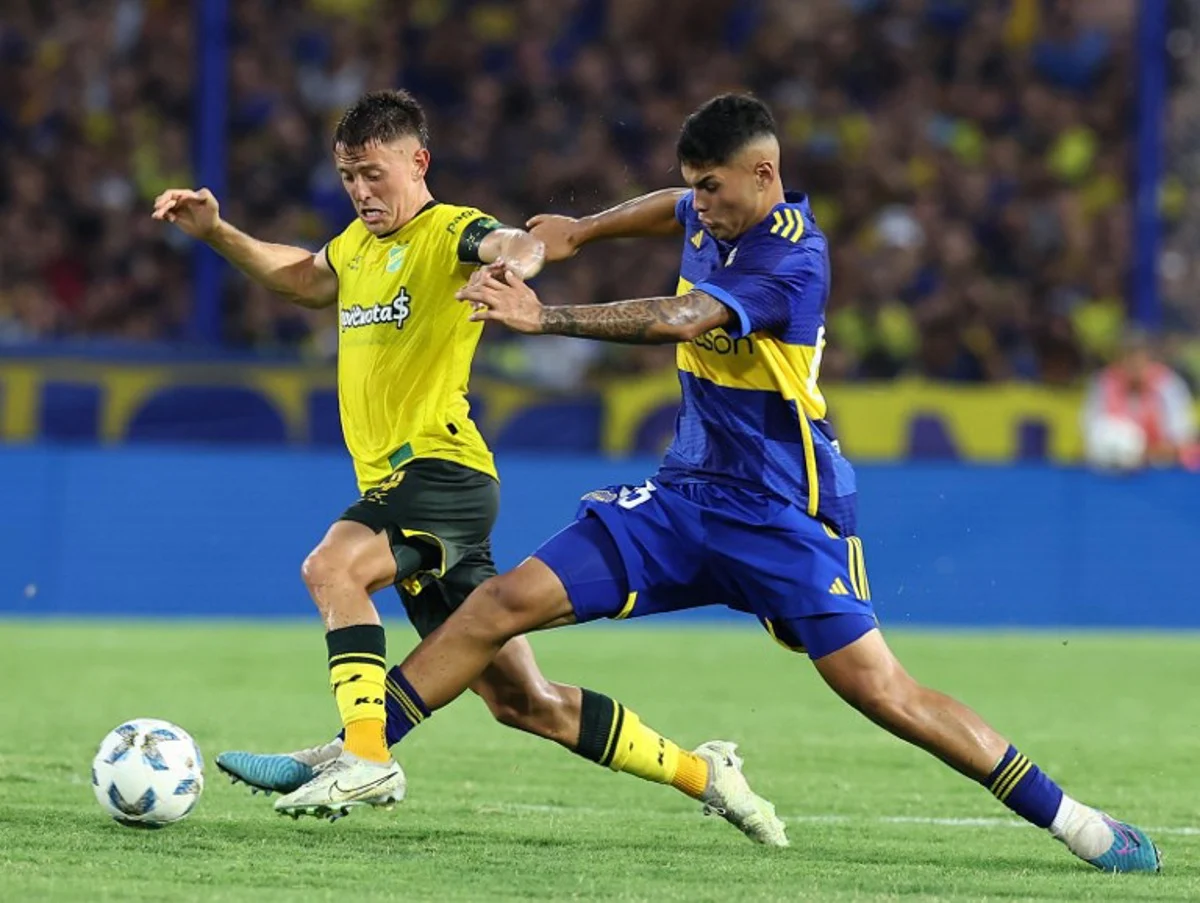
[681,153,771,241]
[334,137,430,235]
[1124,348,1151,386]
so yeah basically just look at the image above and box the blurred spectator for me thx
[0,0,1173,393]
[1082,331,1198,471]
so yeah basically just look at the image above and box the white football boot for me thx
[274,750,406,821]
[694,740,789,847]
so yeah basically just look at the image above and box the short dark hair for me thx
[676,94,776,166]
[333,89,429,152]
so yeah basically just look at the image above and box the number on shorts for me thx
[806,325,826,395]
[618,480,658,510]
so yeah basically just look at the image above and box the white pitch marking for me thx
[476,804,1200,836]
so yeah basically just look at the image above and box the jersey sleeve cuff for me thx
[674,191,693,226]
[695,281,751,338]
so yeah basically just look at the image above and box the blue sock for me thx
[334,666,432,747]
[382,665,431,746]
[983,745,1063,828]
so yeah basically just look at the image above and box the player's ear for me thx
[754,159,775,191]
[413,147,430,180]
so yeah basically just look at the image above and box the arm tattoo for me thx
[538,290,729,344]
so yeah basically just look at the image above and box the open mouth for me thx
[360,208,386,225]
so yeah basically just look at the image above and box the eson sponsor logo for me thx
[693,331,754,355]
[340,289,412,330]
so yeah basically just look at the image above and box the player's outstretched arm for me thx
[151,188,338,309]
[457,264,730,344]
[476,228,546,280]
[527,188,687,262]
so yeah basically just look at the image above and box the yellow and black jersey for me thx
[325,202,501,490]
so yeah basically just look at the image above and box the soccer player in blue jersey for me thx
[275,93,1161,874]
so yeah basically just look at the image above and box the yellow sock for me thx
[575,690,711,799]
[670,749,710,798]
[330,659,388,761]
[326,624,390,763]
[606,708,710,800]
[344,717,387,761]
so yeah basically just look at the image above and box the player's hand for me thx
[526,214,585,262]
[457,263,543,334]
[151,188,221,240]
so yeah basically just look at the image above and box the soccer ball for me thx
[91,719,204,828]
[1085,415,1147,473]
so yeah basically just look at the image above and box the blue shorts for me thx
[533,478,878,660]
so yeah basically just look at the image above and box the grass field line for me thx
[481,802,1200,836]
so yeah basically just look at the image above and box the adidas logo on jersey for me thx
[341,289,412,331]
[829,578,850,595]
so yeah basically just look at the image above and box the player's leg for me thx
[271,467,464,818]
[810,626,1005,776]
[420,540,582,747]
[401,521,711,798]
[271,546,573,819]
[810,625,1161,872]
[717,496,1159,870]
[213,535,435,798]
[303,518,403,761]
[275,516,407,816]
[230,520,729,824]
[758,517,1161,872]
[469,636,581,743]
[316,490,787,844]
[470,635,710,800]
[214,543,438,797]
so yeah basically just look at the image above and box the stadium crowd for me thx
[2,0,1196,390]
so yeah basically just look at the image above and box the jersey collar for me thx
[718,191,810,249]
[377,199,441,240]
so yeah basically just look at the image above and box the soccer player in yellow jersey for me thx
[152,90,784,841]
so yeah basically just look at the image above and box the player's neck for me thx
[758,182,786,221]
[390,188,436,232]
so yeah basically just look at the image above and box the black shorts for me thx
[340,458,499,637]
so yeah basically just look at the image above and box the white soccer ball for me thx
[1085,415,1147,472]
[91,719,204,828]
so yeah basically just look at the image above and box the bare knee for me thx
[304,533,390,591]
[301,542,382,622]
[816,631,925,728]
[466,573,543,639]
[840,669,924,728]
[301,545,341,594]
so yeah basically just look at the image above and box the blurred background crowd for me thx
[1,0,1198,395]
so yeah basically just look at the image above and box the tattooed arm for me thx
[539,292,731,344]
[457,265,732,344]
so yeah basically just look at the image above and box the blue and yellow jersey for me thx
[659,190,857,534]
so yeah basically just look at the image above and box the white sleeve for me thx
[1161,373,1197,445]
[1081,378,1106,432]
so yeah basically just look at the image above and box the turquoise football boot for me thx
[216,739,342,795]
[1086,816,1162,873]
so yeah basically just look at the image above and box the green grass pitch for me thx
[2,622,1197,901]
